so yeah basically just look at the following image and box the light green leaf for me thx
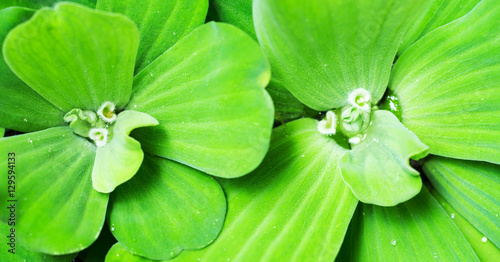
[105,243,152,262]
[389,0,500,164]
[0,0,97,9]
[96,0,208,73]
[0,222,76,262]
[430,187,500,261]
[338,110,429,206]
[254,0,425,111]
[173,118,358,262]
[3,2,139,112]
[0,127,108,254]
[0,7,65,132]
[128,22,273,178]
[92,110,158,193]
[211,0,255,39]
[399,0,481,55]
[337,187,479,261]
[423,156,500,248]
[108,155,226,260]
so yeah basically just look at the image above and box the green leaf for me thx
[254,0,425,111]
[338,110,429,206]
[128,22,273,178]
[338,187,479,261]
[0,128,4,138]
[0,0,97,9]
[108,155,226,260]
[0,127,108,254]
[430,187,500,261]
[105,243,152,262]
[173,118,358,262]
[3,2,139,112]
[399,0,481,55]
[0,7,65,132]
[96,0,208,73]
[423,156,500,248]
[92,110,158,193]
[266,77,317,124]
[211,0,255,39]
[0,222,76,262]
[389,0,500,164]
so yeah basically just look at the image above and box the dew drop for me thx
[28,138,33,144]
[324,64,327,67]
[173,32,176,35]
[111,226,115,231]
[134,105,137,108]
[451,213,455,219]
[391,239,397,246]
[301,155,305,157]
[482,237,488,243]
[150,73,154,77]
[215,219,219,222]
[23,118,28,122]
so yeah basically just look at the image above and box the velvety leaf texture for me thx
[338,187,479,261]
[0,127,108,255]
[423,156,500,248]
[3,2,139,112]
[96,0,208,73]
[254,0,426,111]
[173,118,358,262]
[108,155,226,260]
[390,0,500,164]
[128,22,273,178]
[0,7,65,132]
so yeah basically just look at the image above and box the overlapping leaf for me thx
[129,22,273,178]
[108,155,226,260]
[0,127,108,254]
[173,119,358,261]
[96,0,208,73]
[3,2,139,112]
[390,0,500,164]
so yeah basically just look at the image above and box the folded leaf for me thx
[423,156,500,248]
[399,0,481,55]
[173,118,358,262]
[254,0,426,110]
[92,110,158,193]
[96,0,208,73]
[3,2,139,112]
[0,7,65,132]
[339,110,429,206]
[389,0,500,164]
[338,187,479,261]
[128,22,273,178]
[430,187,500,261]
[108,155,226,260]
[0,127,108,254]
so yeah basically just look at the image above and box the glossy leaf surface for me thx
[129,22,273,178]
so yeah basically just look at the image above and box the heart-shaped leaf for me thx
[108,155,226,260]
[173,118,358,261]
[0,127,108,254]
[339,110,429,206]
[92,110,158,193]
[338,187,479,261]
[254,0,426,111]
[3,2,139,112]
[423,156,500,248]
[0,7,65,132]
[128,22,273,178]
[389,0,500,164]
[96,0,208,73]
